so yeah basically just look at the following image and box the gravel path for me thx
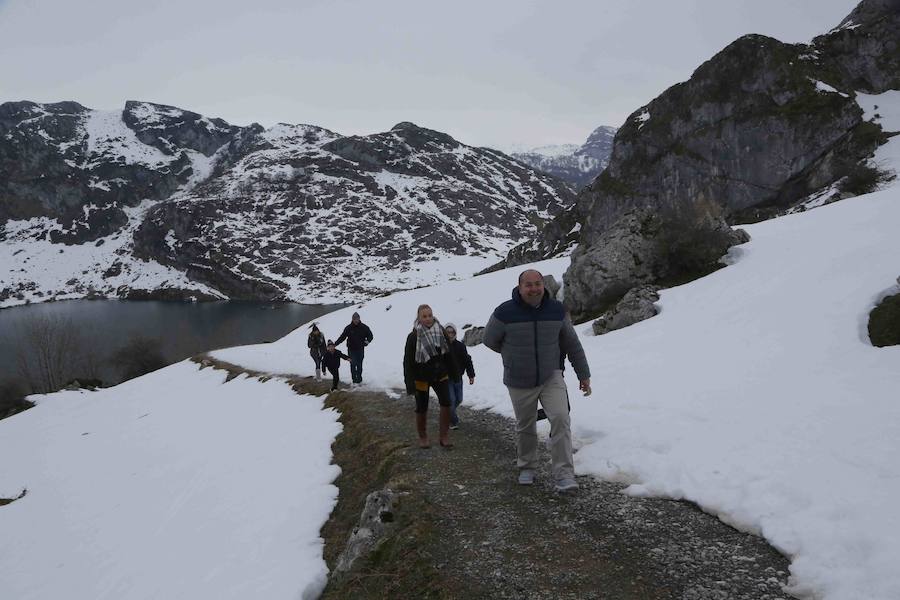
[313,380,795,600]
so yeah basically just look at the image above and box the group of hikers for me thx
[307,311,373,391]
[307,269,592,493]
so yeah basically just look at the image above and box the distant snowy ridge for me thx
[508,125,616,190]
[0,102,575,306]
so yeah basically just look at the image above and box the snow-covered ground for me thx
[0,361,341,600]
[212,192,900,598]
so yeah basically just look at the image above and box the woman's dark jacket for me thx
[321,349,349,372]
[308,331,327,355]
[448,339,475,382]
[403,331,459,394]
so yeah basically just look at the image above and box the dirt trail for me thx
[201,358,794,600]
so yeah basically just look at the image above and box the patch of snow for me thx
[635,109,651,130]
[0,361,341,600]
[0,198,225,308]
[786,182,842,214]
[857,90,900,181]
[810,78,849,98]
[126,101,185,126]
[83,109,174,169]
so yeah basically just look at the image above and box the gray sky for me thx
[0,0,858,149]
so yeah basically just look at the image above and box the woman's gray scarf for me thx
[414,320,448,364]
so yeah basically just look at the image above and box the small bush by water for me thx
[111,336,167,380]
[0,379,33,419]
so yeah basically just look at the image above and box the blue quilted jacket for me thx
[483,288,590,388]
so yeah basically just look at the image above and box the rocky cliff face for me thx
[505,0,899,322]
[509,125,616,190]
[0,104,575,305]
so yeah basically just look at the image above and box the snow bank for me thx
[0,361,341,600]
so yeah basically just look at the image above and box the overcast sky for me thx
[0,0,858,149]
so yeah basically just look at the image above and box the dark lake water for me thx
[0,300,344,389]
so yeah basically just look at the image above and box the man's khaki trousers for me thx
[507,370,573,481]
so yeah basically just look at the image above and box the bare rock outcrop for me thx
[565,207,748,323]
[592,285,661,335]
[333,488,397,575]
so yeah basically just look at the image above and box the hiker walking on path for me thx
[403,304,458,449]
[335,312,374,386]
[483,269,591,492]
[321,340,351,391]
[307,324,327,381]
[444,323,475,430]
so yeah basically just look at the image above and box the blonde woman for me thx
[403,304,458,449]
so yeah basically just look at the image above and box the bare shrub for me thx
[111,336,168,381]
[16,314,86,394]
[0,378,33,420]
[869,292,900,347]
[656,197,739,285]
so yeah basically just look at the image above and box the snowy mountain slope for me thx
[0,102,575,306]
[3,162,897,598]
[211,171,900,598]
[0,361,341,600]
[133,121,574,303]
[509,125,616,190]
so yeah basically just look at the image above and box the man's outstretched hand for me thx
[579,379,592,396]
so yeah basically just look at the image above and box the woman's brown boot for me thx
[438,405,453,449]
[416,412,430,449]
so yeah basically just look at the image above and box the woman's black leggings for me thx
[414,379,451,413]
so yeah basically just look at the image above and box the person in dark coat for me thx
[307,324,327,381]
[321,340,350,391]
[334,312,374,385]
[444,323,475,430]
[403,304,458,449]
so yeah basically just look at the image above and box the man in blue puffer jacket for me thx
[483,269,591,492]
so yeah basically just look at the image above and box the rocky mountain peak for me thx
[322,121,461,172]
[813,0,900,93]
[578,125,616,155]
[833,0,898,29]
[497,0,898,323]
[390,121,418,131]
[122,100,242,157]
[509,125,617,190]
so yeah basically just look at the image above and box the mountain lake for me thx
[0,299,346,389]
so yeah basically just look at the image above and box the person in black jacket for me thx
[334,312,374,385]
[444,323,475,430]
[321,340,350,391]
[307,324,327,381]
[403,304,457,449]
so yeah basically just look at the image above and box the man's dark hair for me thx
[518,269,544,284]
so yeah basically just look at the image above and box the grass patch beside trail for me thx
[306,386,450,600]
[192,355,451,598]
